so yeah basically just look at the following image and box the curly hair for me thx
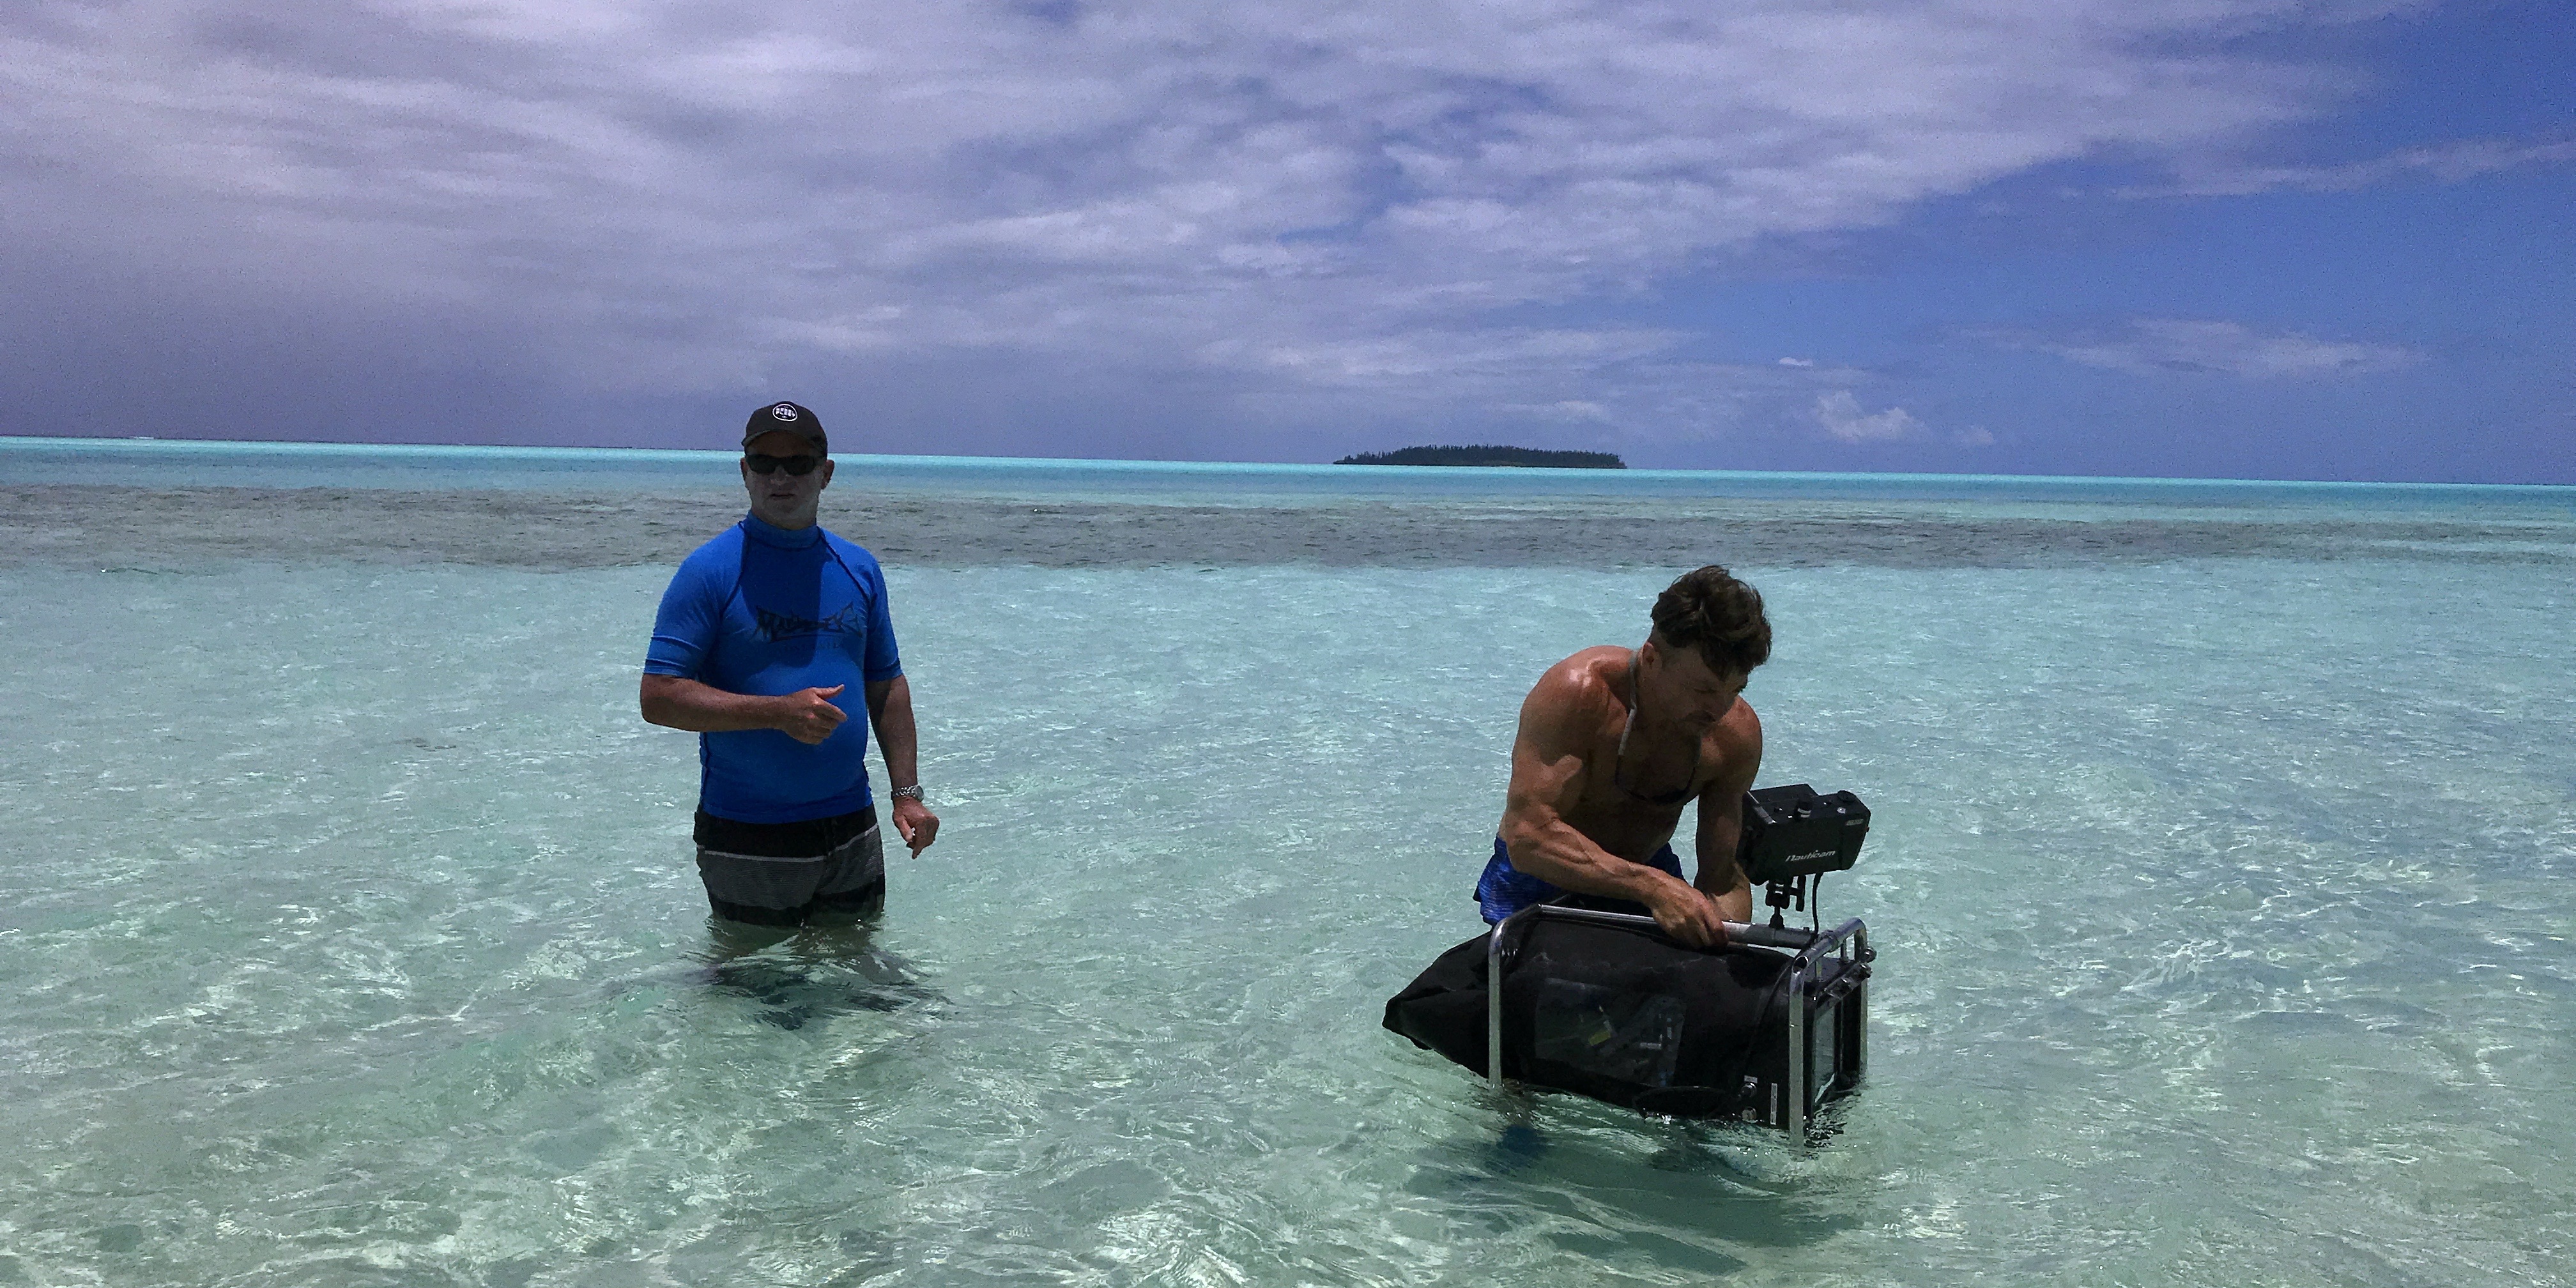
[1649,565,1770,676]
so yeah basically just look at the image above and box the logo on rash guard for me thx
[754,604,864,641]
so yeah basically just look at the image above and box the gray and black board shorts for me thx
[694,806,885,926]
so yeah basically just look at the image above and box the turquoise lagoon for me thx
[1,438,2572,1286]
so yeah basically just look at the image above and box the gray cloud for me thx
[1983,318,2421,379]
[0,0,2414,452]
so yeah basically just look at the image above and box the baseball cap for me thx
[742,401,827,454]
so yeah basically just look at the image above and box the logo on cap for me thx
[770,403,801,422]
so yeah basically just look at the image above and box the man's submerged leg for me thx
[703,914,799,962]
[694,852,814,975]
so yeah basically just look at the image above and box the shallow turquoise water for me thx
[1,445,2572,1286]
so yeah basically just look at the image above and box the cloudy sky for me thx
[4,0,2569,479]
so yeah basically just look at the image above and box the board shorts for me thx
[1475,835,1686,924]
[693,805,885,926]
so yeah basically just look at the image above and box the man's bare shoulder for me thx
[1524,647,1629,713]
[1513,647,1626,749]
[1721,694,1762,747]
[1706,694,1765,788]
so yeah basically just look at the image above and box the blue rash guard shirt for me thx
[644,514,903,824]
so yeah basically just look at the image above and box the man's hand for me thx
[772,685,848,745]
[1646,881,1731,950]
[889,797,939,856]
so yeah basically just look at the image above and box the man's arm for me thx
[864,676,939,856]
[1691,703,1763,924]
[640,550,850,746]
[639,674,848,744]
[1497,663,1731,948]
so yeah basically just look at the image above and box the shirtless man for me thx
[1476,565,1770,948]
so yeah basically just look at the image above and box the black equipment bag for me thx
[1383,912,1795,1118]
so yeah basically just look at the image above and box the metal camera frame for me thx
[1484,903,1872,1141]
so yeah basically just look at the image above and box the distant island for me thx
[1333,444,1627,469]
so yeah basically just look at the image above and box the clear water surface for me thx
[1,440,2571,1287]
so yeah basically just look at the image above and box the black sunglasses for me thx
[744,452,823,476]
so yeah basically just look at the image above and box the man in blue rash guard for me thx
[1475,566,1769,948]
[640,401,939,930]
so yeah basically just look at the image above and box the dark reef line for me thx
[4,484,2567,572]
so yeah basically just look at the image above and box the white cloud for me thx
[1994,318,2419,378]
[1777,357,1816,367]
[0,0,2421,447]
[1813,390,1924,443]
[2130,134,2576,197]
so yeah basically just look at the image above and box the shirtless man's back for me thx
[1476,565,1770,948]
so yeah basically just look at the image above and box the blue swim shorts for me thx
[1474,836,1684,924]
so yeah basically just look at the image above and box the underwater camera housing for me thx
[1736,783,1870,924]
[1380,785,1875,1140]
[1719,783,1873,1133]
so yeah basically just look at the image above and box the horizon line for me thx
[3,433,2570,493]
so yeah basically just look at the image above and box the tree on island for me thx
[1333,444,1626,468]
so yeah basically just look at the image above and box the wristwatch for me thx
[889,785,925,801]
